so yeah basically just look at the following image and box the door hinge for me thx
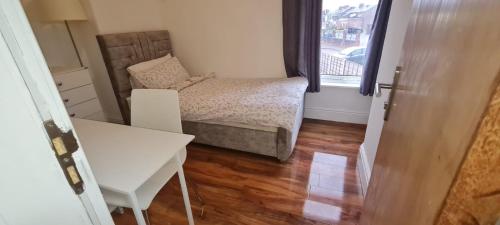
[44,120,84,195]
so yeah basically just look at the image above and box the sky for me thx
[323,0,379,10]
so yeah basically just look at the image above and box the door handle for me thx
[375,82,393,97]
[383,66,402,121]
[374,66,402,121]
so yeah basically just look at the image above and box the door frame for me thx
[0,0,113,224]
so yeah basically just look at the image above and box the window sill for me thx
[321,82,360,89]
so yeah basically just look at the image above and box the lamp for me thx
[25,0,88,67]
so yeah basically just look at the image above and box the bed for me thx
[96,30,307,161]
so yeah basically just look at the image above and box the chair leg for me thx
[176,153,195,225]
[142,210,151,225]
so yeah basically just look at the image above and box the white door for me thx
[0,1,113,225]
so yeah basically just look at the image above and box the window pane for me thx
[320,0,379,85]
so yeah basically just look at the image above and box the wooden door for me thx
[360,0,500,224]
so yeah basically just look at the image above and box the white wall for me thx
[162,0,372,123]
[358,0,414,194]
[161,0,285,78]
[21,0,79,67]
[29,22,80,67]
[26,0,374,124]
[305,86,372,124]
[86,0,165,33]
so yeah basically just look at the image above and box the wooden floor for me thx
[112,119,366,225]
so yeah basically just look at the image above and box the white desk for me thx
[72,119,195,225]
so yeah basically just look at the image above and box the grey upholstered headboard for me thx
[96,30,173,124]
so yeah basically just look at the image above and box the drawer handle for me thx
[63,99,69,103]
[70,113,76,117]
[57,82,63,87]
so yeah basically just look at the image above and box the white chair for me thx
[104,89,194,225]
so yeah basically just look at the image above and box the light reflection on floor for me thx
[303,200,343,223]
[304,151,363,224]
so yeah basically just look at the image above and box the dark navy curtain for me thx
[359,0,393,96]
[283,0,322,92]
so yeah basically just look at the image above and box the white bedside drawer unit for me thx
[67,99,101,118]
[60,84,98,107]
[53,68,93,92]
[51,67,106,121]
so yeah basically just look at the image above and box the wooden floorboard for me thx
[112,119,366,225]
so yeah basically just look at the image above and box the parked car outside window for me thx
[335,47,366,65]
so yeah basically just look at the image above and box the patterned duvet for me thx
[178,77,308,131]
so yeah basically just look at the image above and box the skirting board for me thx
[304,107,369,124]
[357,143,371,197]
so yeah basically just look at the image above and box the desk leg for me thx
[128,192,147,225]
[176,153,195,225]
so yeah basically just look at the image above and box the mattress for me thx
[127,95,278,132]
[178,76,308,132]
[127,76,308,132]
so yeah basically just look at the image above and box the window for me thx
[320,0,379,86]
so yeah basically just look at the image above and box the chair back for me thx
[128,89,187,211]
[131,89,183,133]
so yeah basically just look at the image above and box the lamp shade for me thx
[24,0,88,22]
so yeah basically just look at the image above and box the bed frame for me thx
[96,30,303,161]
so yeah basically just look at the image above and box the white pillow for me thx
[127,54,172,75]
[130,57,190,89]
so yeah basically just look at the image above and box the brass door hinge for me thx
[44,120,84,195]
